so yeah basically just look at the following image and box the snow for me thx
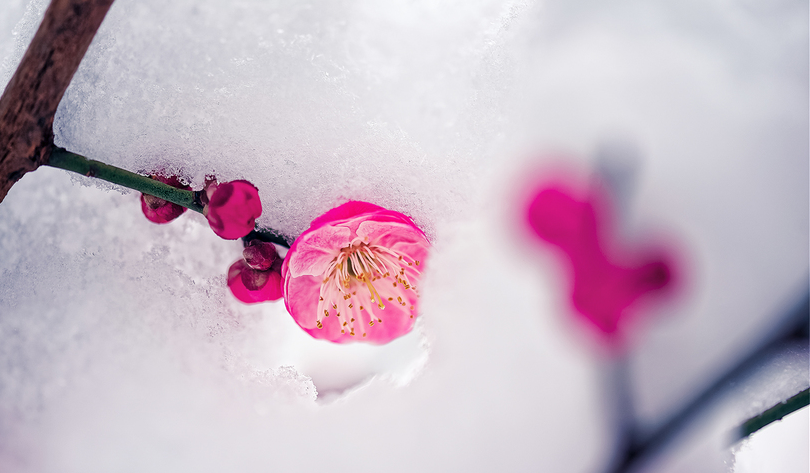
[0,0,807,471]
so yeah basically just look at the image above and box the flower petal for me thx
[357,219,427,247]
[282,273,322,327]
[285,224,351,278]
[308,201,385,231]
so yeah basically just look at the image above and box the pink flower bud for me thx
[242,240,278,271]
[203,180,262,240]
[281,201,430,344]
[140,175,191,224]
[227,255,283,304]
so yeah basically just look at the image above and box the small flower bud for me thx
[227,258,283,303]
[140,175,190,224]
[203,179,262,240]
[242,240,278,271]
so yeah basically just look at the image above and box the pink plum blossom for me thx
[228,240,283,303]
[282,201,430,344]
[203,179,262,240]
[140,175,190,224]
[526,179,673,338]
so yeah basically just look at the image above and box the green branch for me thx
[47,147,204,213]
[46,146,291,247]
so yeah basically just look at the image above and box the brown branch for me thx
[0,0,114,203]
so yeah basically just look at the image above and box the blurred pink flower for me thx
[140,175,190,224]
[228,240,283,303]
[203,179,262,240]
[526,182,672,336]
[282,201,430,344]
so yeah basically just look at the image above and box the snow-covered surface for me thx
[0,0,807,472]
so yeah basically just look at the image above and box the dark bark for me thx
[0,0,113,202]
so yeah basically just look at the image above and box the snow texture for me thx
[0,0,807,471]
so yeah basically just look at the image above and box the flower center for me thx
[315,237,421,337]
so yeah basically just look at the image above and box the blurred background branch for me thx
[609,292,809,473]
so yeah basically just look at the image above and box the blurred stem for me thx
[608,293,809,473]
[46,146,291,247]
